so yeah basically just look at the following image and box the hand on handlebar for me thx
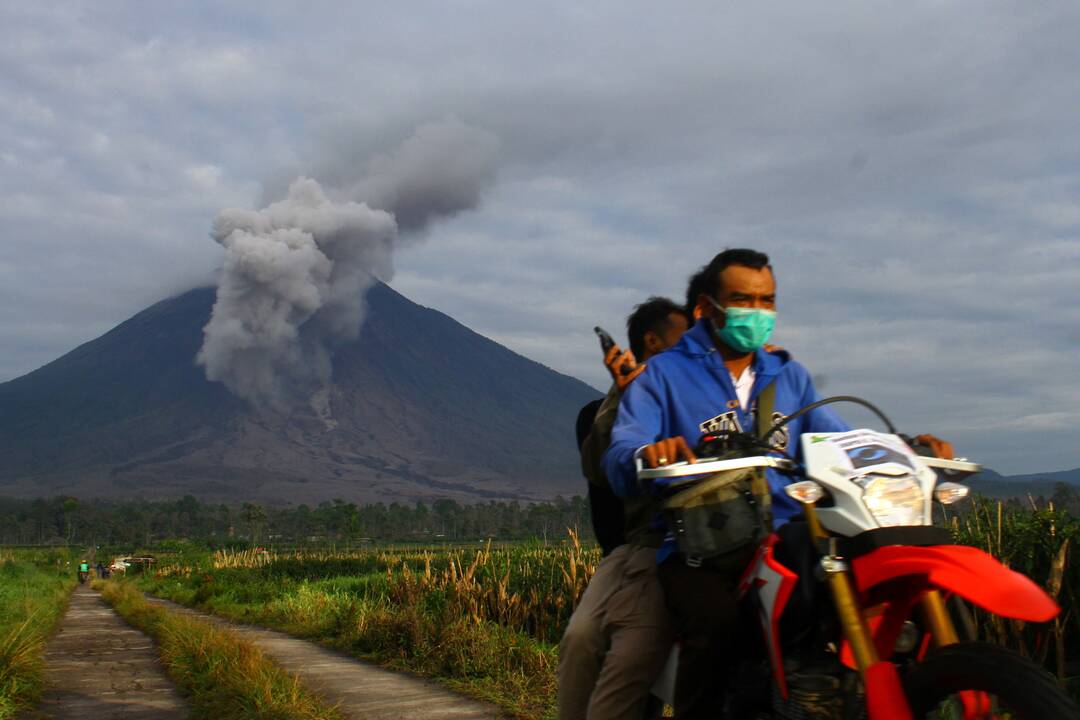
[641,436,697,469]
[604,346,646,390]
[912,434,955,460]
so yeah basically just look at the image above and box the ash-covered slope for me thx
[0,283,600,504]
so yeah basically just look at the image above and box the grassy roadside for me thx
[138,545,574,719]
[98,581,342,720]
[0,550,76,719]
[141,574,558,719]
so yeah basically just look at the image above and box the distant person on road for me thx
[95,561,107,579]
[559,296,690,720]
[78,560,90,584]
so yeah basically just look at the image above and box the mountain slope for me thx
[0,283,600,504]
[967,466,1080,500]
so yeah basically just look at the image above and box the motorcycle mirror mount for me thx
[785,480,825,505]
[934,482,970,505]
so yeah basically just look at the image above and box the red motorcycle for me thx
[642,397,1077,719]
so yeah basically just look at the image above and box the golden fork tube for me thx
[804,500,827,542]
[920,590,960,648]
[804,503,879,672]
[826,565,880,671]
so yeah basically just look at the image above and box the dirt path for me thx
[27,584,188,720]
[144,595,506,720]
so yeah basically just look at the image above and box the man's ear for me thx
[692,295,709,320]
[696,294,718,323]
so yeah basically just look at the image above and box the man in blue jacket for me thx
[603,248,951,718]
[603,248,849,523]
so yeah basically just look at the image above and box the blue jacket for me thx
[602,320,849,553]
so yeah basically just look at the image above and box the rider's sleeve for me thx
[602,368,665,498]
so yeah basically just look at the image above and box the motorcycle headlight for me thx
[861,475,926,527]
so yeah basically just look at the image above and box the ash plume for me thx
[197,119,499,408]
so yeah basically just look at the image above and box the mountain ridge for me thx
[0,283,601,504]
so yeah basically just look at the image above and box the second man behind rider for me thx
[559,297,690,720]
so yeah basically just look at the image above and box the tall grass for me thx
[134,500,1080,716]
[140,534,597,717]
[947,496,1079,691]
[99,581,341,720]
[0,549,76,719]
[153,533,599,645]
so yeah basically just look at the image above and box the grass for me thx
[135,535,598,718]
[98,581,342,720]
[946,495,1079,694]
[121,499,1079,717]
[0,549,76,719]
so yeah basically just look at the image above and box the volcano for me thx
[0,283,600,504]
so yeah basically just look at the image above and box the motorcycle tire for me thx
[903,641,1079,719]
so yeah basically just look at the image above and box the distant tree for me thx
[243,502,267,544]
[60,497,78,544]
[1050,482,1080,514]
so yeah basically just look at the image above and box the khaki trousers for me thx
[557,545,674,720]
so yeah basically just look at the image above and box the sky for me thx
[2,1,1079,475]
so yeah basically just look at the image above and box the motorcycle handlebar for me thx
[636,455,797,485]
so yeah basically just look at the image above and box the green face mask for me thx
[708,299,776,353]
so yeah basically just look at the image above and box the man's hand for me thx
[604,345,646,390]
[914,434,955,460]
[641,436,697,468]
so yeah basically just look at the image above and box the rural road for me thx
[144,595,507,719]
[27,583,189,720]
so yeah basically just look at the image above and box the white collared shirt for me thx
[731,365,756,412]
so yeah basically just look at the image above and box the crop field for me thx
[134,532,599,718]
[0,548,78,719]
[947,496,1079,688]
[117,498,1079,718]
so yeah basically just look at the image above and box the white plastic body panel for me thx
[800,430,938,536]
[635,429,982,538]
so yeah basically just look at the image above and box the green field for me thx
[3,494,1062,718]
[130,536,598,718]
[116,498,1080,717]
[0,548,78,719]
[947,496,1079,689]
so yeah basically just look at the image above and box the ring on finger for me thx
[658,456,669,464]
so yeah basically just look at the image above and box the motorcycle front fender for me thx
[852,544,1058,622]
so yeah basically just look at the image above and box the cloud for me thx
[2,1,1080,473]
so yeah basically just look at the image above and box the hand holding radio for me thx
[595,326,645,390]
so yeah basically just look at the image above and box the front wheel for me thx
[903,642,1078,719]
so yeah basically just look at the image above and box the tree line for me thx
[0,494,593,548]
[2,483,1076,549]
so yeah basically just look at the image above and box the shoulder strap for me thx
[755,381,776,440]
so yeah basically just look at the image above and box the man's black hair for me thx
[627,296,688,359]
[699,248,772,300]
[684,264,709,318]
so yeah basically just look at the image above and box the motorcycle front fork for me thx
[803,503,963,720]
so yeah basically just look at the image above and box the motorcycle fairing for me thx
[864,661,914,720]
[737,533,798,698]
[851,544,1059,622]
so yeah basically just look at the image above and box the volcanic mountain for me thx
[0,283,601,504]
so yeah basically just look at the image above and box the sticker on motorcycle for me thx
[845,444,914,471]
[825,430,917,473]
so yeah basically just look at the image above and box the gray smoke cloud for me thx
[197,118,499,407]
